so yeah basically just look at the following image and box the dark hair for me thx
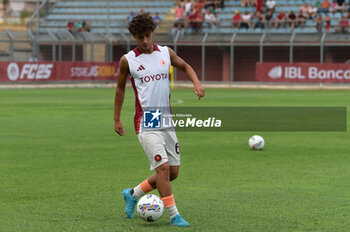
[128,13,156,35]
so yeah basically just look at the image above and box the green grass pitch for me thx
[1,87,350,232]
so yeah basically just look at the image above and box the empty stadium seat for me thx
[41,0,172,35]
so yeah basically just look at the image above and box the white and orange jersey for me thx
[124,44,171,134]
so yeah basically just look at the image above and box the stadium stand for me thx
[204,0,346,34]
[40,0,174,34]
[39,0,349,36]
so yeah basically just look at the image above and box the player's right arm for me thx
[114,56,129,136]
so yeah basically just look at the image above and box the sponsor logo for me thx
[268,66,282,79]
[71,65,115,77]
[155,155,162,162]
[284,67,350,80]
[140,73,168,83]
[7,63,53,81]
[7,63,20,81]
[137,65,146,71]
[308,67,350,80]
[143,109,162,128]
[160,59,166,67]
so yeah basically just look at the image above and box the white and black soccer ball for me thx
[249,135,265,150]
[137,194,164,222]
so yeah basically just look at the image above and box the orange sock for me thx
[161,194,179,219]
[140,179,154,193]
[132,179,155,198]
[161,194,175,207]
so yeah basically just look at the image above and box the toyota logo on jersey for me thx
[140,73,168,83]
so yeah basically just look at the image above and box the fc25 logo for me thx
[7,63,53,81]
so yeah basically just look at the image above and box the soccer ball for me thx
[249,135,265,150]
[137,194,164,222]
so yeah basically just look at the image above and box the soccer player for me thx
[114,14,205,227]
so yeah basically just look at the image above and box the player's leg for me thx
[122,131,167,219]
[122,176,157,218]
[127,165,178,200]
[161,131,189,227]
[122,188,138,219]
[155,162,172,196]
[169,166,179,181]
[147,165,179,188]
[124,165,179,219]
[152,163,188,227]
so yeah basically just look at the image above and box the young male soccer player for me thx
[114,14,205,227]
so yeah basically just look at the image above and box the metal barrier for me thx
[1,29,350,81]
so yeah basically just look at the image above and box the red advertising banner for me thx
[256,63,350,83]
[0,62,118,82]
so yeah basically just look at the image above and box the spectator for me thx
[215,0,224,11]
[315,0,322,9]
[347,9,350,19]
[82,20,90,32]
[288,11,297,29]
[188,10,203,33]
[265,10,274,28]
[194,0,204,13]
[330,0,337,13]
[185,0,193,15]
[139,8,145,15]
[251,0,257,7]
[204,9,218,28]
[126,11,135,24]
[253,11,265,28]
[309,4,318,18]
[153,12,161,28]
[275,10,286,28]
[256,0,264,12]
[315,14,323,33]
[172,19,185,37]
[75,19,83,31]
[265,0,276,13]
[241,0,250,7]
[325,14,331,32]
[336,0,346,12]
[240,11,252,29]
[184,12,191,30]
[297,10,307,27]
[232,10,242,28]
[204,0,216,10]
[320,0,331,13]
[213,12,219,25]
[337,15,349,33]
[300,3,310,15]
[66,20,74,33]
[175,4,184,21]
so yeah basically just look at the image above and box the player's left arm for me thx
[168,47,205,100]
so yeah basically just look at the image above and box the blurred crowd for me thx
[232,0,350,33]
[172,0,350,35]
[66,19,91,33]
[172,0,224,35]
[64,0,350,35]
